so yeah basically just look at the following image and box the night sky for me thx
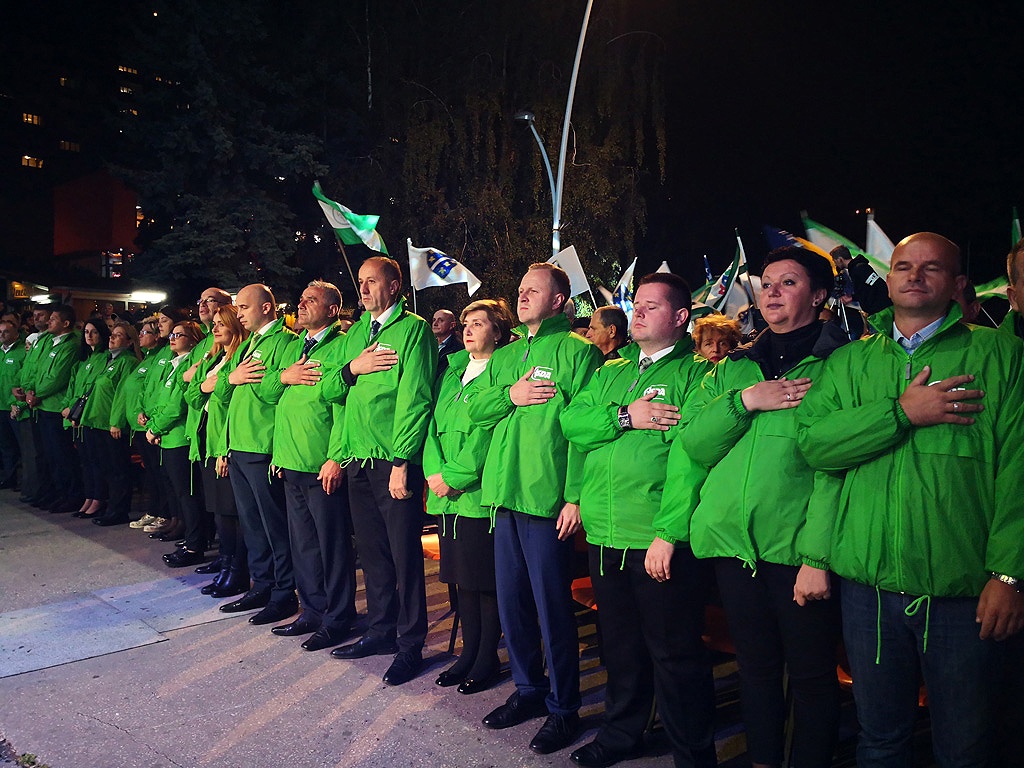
[635,1,1024,289]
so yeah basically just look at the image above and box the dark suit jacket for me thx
[436,334,464,378]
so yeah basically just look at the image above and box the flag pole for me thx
[334,237,359,296]
[412,286,418,315]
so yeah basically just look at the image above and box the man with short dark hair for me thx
[799,232,1024,766]
[469,261,603,755]
[265,280,357,652]
[562,273,716,768]
[322,256,436,686]
[13,306,52,504]
[216,284,298,625]
[585,306,628,360]
[831,244,890,315]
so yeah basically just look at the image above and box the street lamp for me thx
[517,0,595,258]
[514,111,559,255]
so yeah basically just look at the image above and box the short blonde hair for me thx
[692,314,742,349]
[460,298,516,347]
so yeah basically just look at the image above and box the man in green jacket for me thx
[469,262,602,755]
[25,305,82,514]
[13,306,52,504]
[797,232,1024,766]
[561,273,716,768]
[266,280,356,652]
[322,256,435,687]
[217,284,298,625]
[0,319,25,489]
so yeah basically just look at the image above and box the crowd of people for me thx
[2,235,1023,768]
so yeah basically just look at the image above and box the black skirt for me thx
[437,514,496,591]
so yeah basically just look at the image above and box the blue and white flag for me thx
[612,257,636,320]
[407,239,481,295]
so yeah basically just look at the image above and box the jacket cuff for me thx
[728,389,754,419]
[341,363,358,386]
[800,555,830,570]
[893,399,913,429]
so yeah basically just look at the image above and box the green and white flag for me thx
[312,181,388,254]
[802,213,889,275]
[975,276,1009,300]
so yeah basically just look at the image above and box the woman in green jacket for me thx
[666,246,846,768]
[424,299,516,694]
[146,320,206,567]
[186,304,250,597]
[63,317,110,518]
[84,321,142,526]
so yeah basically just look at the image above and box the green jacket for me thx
[796,305,1024,597]
[422,349,495,520]
[185,345,245,462]
[63,349,107,420]
[468,313,603,518]
[111,346,161,432]
[139,344,175,425]
[145,354,191,450]
[218,318,296,455]
[17,331,51,396]
[665,322,849,570]
[81,351,140,430]
[1,342,27,419]
[321,298,436,463]
[267,324,347,474]
[561,339,711,549]
[28,332,80,413]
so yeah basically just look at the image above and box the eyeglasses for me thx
[168,332,187,340]
[139,329,157,336]
[197,298,228,306]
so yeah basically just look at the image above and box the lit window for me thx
[22,113,41,125]
[121,108,138,117]
[58,76,72,87]
[120,86,134,95]
[58,140,81,152]
[117,65,139,75]
[21,155,44,169]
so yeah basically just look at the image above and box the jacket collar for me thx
[514,312,570,341]
[620,336,695,365]
[730,320,849,365]
[870,302,964,344]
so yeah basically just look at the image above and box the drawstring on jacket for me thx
[904,594,932,655]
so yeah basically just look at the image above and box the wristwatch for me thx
[991,573,1021,592]
[617,405,633,431]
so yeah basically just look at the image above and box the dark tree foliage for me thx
[111,0,670,313]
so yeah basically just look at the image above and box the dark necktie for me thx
[639,356,653,374]
[370,320,381,340]
[302,335,317,357]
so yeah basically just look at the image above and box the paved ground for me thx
[0,491,684,768]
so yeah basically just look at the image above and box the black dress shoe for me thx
[271,618,319,637]
[164,548,206,567]
[457,669,500,695]
[382,650,422,686]
[301,626,351,652]
[435,667,468,687]
[93,515,129,527]
[219,588,271,613]
[248,600,299,625]
[482,691,549,730]
[194,555,226,575]
[529,712,580,755]
[569,740,644,768]
[330,635,398,660]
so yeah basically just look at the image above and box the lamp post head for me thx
[513,111,536,125]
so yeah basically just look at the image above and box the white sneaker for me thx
[130,514,158,529]
[143,517,169,533]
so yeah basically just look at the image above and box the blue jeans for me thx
[841,578,999,768]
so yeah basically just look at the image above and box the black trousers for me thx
[135,432,169,519]
[14,417,45,498]
[715,558,840,768]
[77,427,104,501]
[230,450,293,604]
[36,410,81,502]
[589,545,716,768]
[346,460,427,653]
[161,445,204,552]
[283,469,356,631]
[92,427,132,519]
[0,413,19,484]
